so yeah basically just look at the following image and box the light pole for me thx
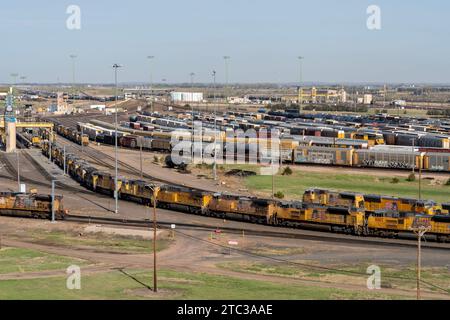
[113,63,122,214]
[190,72,195,160]
[51,179,62,223]
[223,56,230,102]
[16,150,20,192]
[69,54,77,99]
[63,145,66,176]
[147,56,155,90]
[297,56,304,114]
[212,70,217,181]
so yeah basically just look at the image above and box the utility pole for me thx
[212,70,217,181]
[69,54,77,99]
[113,64,122,214]
[297,56,304,115]
[410,224,431,300]
[271,158,275,199]
[151,185,160,292]
[412,139,415,174]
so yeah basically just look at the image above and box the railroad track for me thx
[54,134,205,188]
[66,214,450,251]
[0,150,94,196]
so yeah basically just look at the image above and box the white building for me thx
[363,94,373,105]
[170,92,203,103]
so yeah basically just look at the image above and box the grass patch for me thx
[0,247,88,274]
[217,261,450,294]
[243,170,450,203]
[10,230,171,254]
[0,268,411,300]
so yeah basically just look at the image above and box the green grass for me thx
[244,170,450,203]
[218,261,450,294]
[10,230,171,254]
[0,247,88,274]
[0,268,410,300]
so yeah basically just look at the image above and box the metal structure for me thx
[147,56,155,89]
[69,54,77,97]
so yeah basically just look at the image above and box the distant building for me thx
[363,94,373,105]
[227,96,251,104]
[48,92,70,114]
[295,87,347,104]
[392,100,407,106]
[170,92,203,103]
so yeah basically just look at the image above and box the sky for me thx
[1,0,450,84]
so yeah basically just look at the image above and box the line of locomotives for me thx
[50,122,450,173]
[41,140,450,242]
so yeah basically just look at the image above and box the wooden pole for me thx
[152,186,159,292]
[411,225,430,300]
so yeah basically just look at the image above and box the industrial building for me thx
[282,87,347,104]
[170,92,204,103]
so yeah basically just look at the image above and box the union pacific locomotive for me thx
[42,140,450,242]
[0,191,66,220]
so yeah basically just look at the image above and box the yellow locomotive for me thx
[207,194,278,224]
[302,189,365,209]
[0,192,66,220]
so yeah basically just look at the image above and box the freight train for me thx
[0,191,66,220]
[56,124,89,146]
[41,140,450,242]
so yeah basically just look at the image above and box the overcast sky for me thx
[1,0,449,84]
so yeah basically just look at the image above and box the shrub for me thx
[274,191,285,199]
[282,166,293,176]
[153,155,160,163]
[445,178,450,186]
[391,177,400,184]
[406,173,416,182]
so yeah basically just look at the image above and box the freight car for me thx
[0,191,66,220]
[294,146,354,166]
[353,149,419,170]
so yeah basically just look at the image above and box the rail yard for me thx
[0,85,448,301]
[1,1,450,305]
